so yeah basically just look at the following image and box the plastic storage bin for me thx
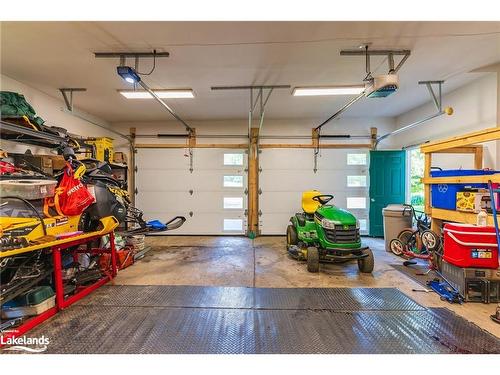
[430,169,499,210]
[1,296,55,319]
[443,223,499,269]
[382,204,413,252]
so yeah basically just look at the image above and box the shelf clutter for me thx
[420,126,500,304]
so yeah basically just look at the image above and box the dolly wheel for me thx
[287,225,298,246]
[358,248,374,273]
[307,247,320,273]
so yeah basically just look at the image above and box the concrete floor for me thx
[115,235,500,338]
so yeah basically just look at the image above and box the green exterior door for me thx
[369,150,406,237]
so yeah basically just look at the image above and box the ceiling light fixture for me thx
[116,66,141,84]
[292,86,365,96]
[119,89,195,99]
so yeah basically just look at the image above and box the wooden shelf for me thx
[431,208,499,227]
[421,125,500,153]
[422,174,500,184]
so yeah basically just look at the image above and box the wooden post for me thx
[370,127,378,149]
[424,152,432,215]
[248,128,259,237]
[311,128,319,149]
[474,146,483,169]
[188,128,197,148]
[129,127,136,206]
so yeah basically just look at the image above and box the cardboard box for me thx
[456,190,490,213]
[113,152,127,165]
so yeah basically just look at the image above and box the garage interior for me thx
[1,20,500,355]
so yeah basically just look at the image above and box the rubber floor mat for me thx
[75,285,425,311]
[390,262,439,288]
[6,286,500,354]
[23,306,500,354]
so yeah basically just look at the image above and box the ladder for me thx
[487,180,500,324]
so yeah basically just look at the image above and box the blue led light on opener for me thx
[116,66,141,83]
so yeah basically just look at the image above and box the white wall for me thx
[385,73,498,169]
[0,74,119,155]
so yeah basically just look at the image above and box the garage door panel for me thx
[136,148,247,235]
[260,148,369,235]
[145,212,247,235]
[136,149,190,169]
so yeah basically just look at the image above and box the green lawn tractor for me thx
[286,190,374,273]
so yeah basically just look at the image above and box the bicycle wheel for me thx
[390,238,406,256]
[421,229,440,251]
[397,228,413,245]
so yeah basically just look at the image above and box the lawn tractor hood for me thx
[365,74,399,98]
[314,206,359,229]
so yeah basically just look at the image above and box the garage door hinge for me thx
[244,209,248,216]
[258,188,262,195]
[134,166,138,173]
[258,167,262,173]
[244,168,248,172]
[258,210,262,216]
[244,188,248,195]
[134,188,138,195]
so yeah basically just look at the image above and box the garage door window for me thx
[223,175,243,187]
[347,197,366,209]
[223,219,243,231]
[347,175,367,187]
[224,153,244,166]
[347,153,367,165]
[224,197,243,209]
[358,219,367,232]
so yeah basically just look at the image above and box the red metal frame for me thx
[0,232,117,346]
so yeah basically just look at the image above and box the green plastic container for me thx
[15,286,54,306]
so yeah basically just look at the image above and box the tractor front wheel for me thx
[307,247,320,273]
[358,248,374,273]
[287,225,298,246]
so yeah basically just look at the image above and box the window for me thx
[347,175,367,187]
[409,148,425,212]
[358,219,367,232]
[223,219,243,231]
[224,197,243,209]
[347,153,367,165]
[347,197,366,209]
[224,153,244,166]
[223,175,243,187]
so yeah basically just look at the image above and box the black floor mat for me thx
[390,262,439,288]
[9,286,500,354]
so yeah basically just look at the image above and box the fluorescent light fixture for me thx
[119,89,195,99]
[292,86,365,96]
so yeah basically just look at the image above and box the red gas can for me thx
[443,223,499,269]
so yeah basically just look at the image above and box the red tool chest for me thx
[443,223,499,269]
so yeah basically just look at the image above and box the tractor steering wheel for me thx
[313,195,334,205]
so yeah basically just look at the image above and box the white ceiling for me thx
[1,21,500,123]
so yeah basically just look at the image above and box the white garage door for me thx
[136,148,247,235]
[259,148,369,235]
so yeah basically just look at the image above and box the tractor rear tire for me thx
[307,247,320,273]
[358,248,374,273]
[287,225,298,246]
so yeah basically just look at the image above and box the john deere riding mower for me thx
[286,191,374,273]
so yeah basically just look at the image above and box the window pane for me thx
[224,197,243,209]
[223,175,243,187]
[347,175,367,187]
[347,197,366,209]
[223,219,243,231]
[224,153,244,166]
[347,153,367,165]
[358,219,367,232]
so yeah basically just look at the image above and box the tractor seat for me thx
[302,190,322,214]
